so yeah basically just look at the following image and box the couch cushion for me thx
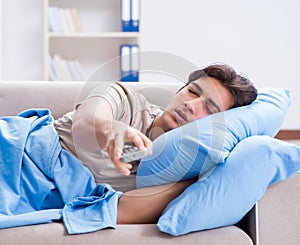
[0,82,83,119]
[0,222,253,245]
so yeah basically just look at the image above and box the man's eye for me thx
[205,98,221,115]
[188,89,198,96]
[205,103,212,115]
[205,101,218,115]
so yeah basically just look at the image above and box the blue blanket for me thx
[0,109,122,234]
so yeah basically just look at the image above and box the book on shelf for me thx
[70,8,82,32]
[121,0,140,32]
[48,7,58,33]
[49,55,85,81]
[48,6,82,33]
[120,44,139,82]
[48,56,60,81]
[59,8,69,33]
[48,6,61,33]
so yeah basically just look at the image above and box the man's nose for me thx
[184,101,194,115]
[185,98,205,115]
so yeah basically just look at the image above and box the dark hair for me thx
[186,63,257,108]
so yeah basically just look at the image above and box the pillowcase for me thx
[157,135,300,236]
[136,88,290,188]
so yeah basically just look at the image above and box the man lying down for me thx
[1,64,299,236]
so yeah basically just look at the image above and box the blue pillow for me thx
[136,88,290,188]
[157,135,300,236]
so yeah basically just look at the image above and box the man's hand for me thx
[73,95,152,176]
[105,121,152,175]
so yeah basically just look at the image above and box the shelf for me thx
[44,0,141,81]
[48,32,140,39]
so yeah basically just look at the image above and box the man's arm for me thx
[72,96,152,175]
[117,178,197,224]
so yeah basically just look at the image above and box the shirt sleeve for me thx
[75,82,130,121]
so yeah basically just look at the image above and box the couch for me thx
[0,81,299,245]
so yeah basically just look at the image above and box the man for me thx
[54,63,257,192]
[0,63,258,228]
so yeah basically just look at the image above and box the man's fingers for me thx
[140,133,153,154]
[116,163,132,176]
[129,131,153,155]
[128,130,151,147]
[106,126,152,176]
[107,137,133,176]
[114,133,124,161]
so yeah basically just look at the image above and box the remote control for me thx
[100,143,148,163]
[120,144,148,163]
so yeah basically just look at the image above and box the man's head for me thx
[152,63,257,135]
[186,64,257,108]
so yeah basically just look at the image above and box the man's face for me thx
[160,76,234,132]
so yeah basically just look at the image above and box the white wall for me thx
[1,0,300,129]
[141,0,300,129]
[1,0,43,80]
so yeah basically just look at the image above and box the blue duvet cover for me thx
[0,109,122,234]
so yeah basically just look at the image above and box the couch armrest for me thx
[256,173,300,245]
[236,205,258,245]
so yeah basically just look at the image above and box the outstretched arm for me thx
[72,96,152,175]
[117,178,197,224]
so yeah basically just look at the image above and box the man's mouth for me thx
[174,108,188,124]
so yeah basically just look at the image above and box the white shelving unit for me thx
[43,0,141,81]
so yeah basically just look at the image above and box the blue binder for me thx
[130,0,139,32]
[121,0,139,32]
[121,0,131,32]
[120,44,139,82]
